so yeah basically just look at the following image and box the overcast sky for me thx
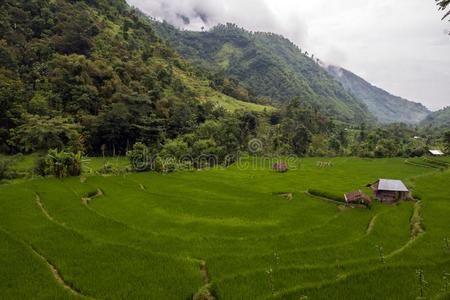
[127,0,450,111]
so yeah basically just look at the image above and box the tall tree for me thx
[437,0,450,21]
[444,131,450,153]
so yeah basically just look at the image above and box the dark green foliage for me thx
[98,162,119,175]
[421,106,450,132]
[0,158,15,180]
[154,22,372,123]
[0,0,443,159]
[351,123,429,158]
[35,149,83,178]
[0,0,218,156]
[8,114,80,153]
[444,131,450,153]
[210,74,259,103]
[126,142,151,172]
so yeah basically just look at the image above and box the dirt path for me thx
[200,260,210,285]
[0,225,92,299]
[81,188,103,205]
[34,194,94,298]
[192,260,217,299]
[365,214,378,235]
[29,245,92,299]
[386,202,425,259]
[35,194,55,222]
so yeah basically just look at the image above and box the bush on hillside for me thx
[35,149,83,178]
[98,162,122,175]
[0,154,26,180]
[0,158,15,180]
[127,143,151,172]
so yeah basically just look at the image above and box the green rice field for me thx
[0,157,449,299]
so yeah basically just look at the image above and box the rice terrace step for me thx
[0,157,449,299]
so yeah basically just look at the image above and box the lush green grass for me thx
[0,157,449,299]
[0,154,130,179]
[176,68,275,112]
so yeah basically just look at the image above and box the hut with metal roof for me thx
[272,162,288,173]
[371,179,410,203]
[429,149,444,156]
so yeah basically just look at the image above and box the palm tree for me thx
[437,0,450,20]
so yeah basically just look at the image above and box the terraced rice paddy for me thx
[0,157,449,299]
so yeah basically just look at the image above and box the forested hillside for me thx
[421,106,450,130]
[0,0,271,156]
[0,0,444,162]
[154,22,373,123]
[327,66,430,124]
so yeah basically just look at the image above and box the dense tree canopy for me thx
[0,0,445,162]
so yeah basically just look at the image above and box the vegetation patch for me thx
[81,188,104,205]
[307,189,344,203]
[410,201,424,239]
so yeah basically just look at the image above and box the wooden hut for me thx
[344,191,372,205]
[272,162,288,173]
[371,179,409,203]
[429,149,444,156]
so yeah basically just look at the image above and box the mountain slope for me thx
[420,106,450,129]
[0,0,270,154]
[326,66,430,124]
[154,22,373,124]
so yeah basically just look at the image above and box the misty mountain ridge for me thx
[326,66,431,124]
[155,20,432,125]
[421,106,450,129]
[155,21,373,124]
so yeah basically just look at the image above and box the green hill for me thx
[154,22,373,124]
[327,66,430,124]
[421,106,450,129]
[0,0,270,154]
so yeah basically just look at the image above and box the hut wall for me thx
[375,191,397,203]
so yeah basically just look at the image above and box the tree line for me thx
[0,0,448,179]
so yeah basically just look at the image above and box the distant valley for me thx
[326,66,431,124]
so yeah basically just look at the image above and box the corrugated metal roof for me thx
[429,150,444,156]
[378,179,409,192]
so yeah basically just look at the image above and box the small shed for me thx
[272,162,288,173]
[371,179,409,203]
[344,191,372,205]
[429,149,444,156]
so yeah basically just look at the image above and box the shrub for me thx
[0,154,26,180]
[160,139,189,159]
[35,149,84,178]
[308,189,344,202]
[0,159,15,180]
[153,156,193,173]
[98,162,121,175]
[127,143,151,172]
